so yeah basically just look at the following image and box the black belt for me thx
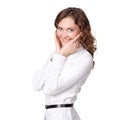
[45,103,73,109]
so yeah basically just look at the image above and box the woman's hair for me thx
[54,7,96,58]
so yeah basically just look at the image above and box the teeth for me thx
[63,40,70,42]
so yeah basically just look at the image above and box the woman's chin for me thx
[62,42,68,46]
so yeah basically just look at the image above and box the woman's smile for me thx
[56,16,80,46]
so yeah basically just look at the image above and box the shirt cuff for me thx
[50,53,67,70]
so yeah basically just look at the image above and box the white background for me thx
[0,0,120,120]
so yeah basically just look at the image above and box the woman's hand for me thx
[60,34,81,57]
[55,32,82,57]
[55,32,62,54]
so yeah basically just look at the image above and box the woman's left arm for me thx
[43,52,93,96]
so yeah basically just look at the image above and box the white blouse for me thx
[32,47,93,105]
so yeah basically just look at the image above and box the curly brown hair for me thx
[54,7,96,58]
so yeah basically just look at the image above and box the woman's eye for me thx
[57,27,63,31]
[68,29,74,32]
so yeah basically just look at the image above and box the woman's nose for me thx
[61,30,68,38]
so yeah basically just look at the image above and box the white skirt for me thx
[44,107,80,120]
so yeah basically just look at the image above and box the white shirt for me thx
[32,46,93,105]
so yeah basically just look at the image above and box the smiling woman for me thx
[32,7,96,120]
[56,17,80,47]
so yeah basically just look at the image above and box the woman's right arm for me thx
[32,53,54,91]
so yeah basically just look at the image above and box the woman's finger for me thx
[73,32,82,42]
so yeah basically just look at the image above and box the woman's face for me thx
[56,17,80,46]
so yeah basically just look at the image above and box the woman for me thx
[32,7,96,120]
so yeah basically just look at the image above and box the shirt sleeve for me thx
[32,52,54,91]
[32,67,46,91]
[43,52,93,96]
